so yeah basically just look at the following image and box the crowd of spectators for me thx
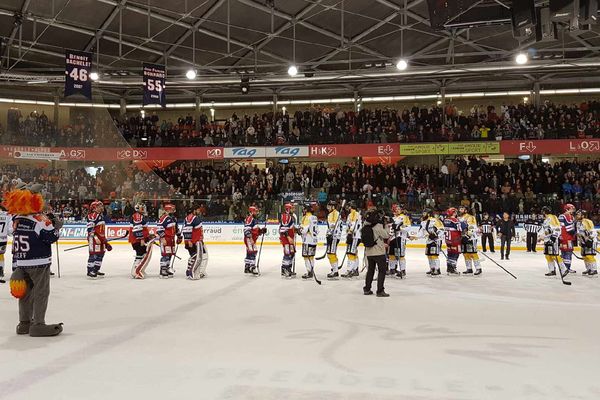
[3,100,600,147]
[1,157,600,224]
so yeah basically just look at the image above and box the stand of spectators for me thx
[3,100,600,147]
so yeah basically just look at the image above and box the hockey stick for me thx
[316,200,346,260]
[170,243,179,272]
[64,232,130,251]
[55,242,61,278]
[153,242,182,260]
[255,214,268,276]
[553,255,572,285]
[310,256,322,285]
[478,251,517,279]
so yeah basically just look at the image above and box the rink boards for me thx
[54,223,545,250]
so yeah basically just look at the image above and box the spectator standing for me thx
[496,212,516,260]
[362,209,390,297]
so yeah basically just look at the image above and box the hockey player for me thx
[299,203,318,280]
[86,200,112,279]
[243,205,267,276]
[540,206,569,278]
[575,209,598,276]
[130,203,153,279]
[325,200,343,280]
[559,203,577,274]
[157,204,182,278]
[0,205,12,280]
[443,207,462,275]
[419,209,444,276]
[279,203,297,279]
[388,204,412,279]
[458,205,482,275]
[6,185,64,336]
[182,204,208,280]
[342,201,362,279]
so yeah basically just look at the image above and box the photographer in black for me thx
[362,208,390,297]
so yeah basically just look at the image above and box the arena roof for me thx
[1,0,600,103]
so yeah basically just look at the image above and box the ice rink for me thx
[1,244,600,400]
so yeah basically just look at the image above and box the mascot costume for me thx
[5,184,64,336]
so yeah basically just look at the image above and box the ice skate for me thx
[567,268,576,274]
[341,270,355,279]
[87,270,98,279]
[463,269,473,275]
[447,267,460,276]
[250,267,260,277]
[395,270,405,279]
[545,270,557,277]
[95,271,105,277]
[474,269,482,276]
[327,271,339,280]
[587,270,598,277]
[29,323,63,337]
[386,268,397,276]
[302,271,314,280]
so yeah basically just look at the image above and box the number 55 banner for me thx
[65,50,92,100]
[143,63,166,107]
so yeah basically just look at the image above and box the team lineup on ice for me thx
[2,186,600,399]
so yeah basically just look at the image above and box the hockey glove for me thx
[105,243,113,251]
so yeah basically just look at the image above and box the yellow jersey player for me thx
[388,204,413,279]
[325,200,343,280]
[299,203,319,280]
[458,206,482,276]
[342,201,362,279]
[540,206,569,278]
[576,210,598,276]
[419,209,444,276]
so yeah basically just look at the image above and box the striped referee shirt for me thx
[480,220,494,234]
[524,218,542,233]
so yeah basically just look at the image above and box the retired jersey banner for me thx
[65,50,92,100]
[143,63,166,107]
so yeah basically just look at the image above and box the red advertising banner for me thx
[309,143,399,158]
[0,146,225,161]
[500,139,600,155]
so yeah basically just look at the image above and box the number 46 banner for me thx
[143,63,166,107]
[65,50,93,100]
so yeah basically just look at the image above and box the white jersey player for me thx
[0,207,12,278]
[299,203,318,280]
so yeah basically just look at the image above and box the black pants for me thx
[481,233,494,252]
[364,255,387,294]
[526,232,537,252]
[500,236,512,257]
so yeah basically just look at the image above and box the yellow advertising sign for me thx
[447,142,500,154]
[399,143,448,155]
[400,142,500,155]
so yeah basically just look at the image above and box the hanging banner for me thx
[65,50,92,100]
[143,63,166,107]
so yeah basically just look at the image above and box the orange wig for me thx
[2,189,45,215]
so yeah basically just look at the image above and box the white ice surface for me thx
[1,245,600,400]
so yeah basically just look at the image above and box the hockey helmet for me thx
[90,200,103,211]
[347,200,357,210]
[576,209,587,218]
[303,202,315,213]
[446,207,457,217]
[327,200,337,209]
[249,205,259,215]
[421,208,432,220]
[540,206,552,215]
[163,203,176,214]
[284,203,293,212]
[563,203,576,213]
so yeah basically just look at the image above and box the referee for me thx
[524,213,542,252]
[480,212,495,253]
